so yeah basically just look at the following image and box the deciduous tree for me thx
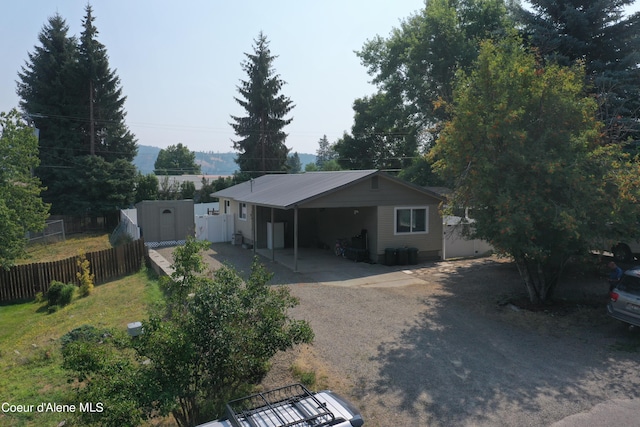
[357,0,513,140]
[0,110,50,268]
[230,32,294,178]
[154,143,202,175]
[335,93,419,170]
[62,239,313,426]
[431,37,638,304]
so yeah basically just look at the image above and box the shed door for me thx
[160,208,175,241]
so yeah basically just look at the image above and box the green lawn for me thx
[0,268,162,427]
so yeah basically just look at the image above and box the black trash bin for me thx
[385,248,396,266]
[396,247,408,265]
[407,247,418,265]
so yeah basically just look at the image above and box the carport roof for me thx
[212,170,443,209]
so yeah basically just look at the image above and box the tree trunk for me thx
[513,253,566,305]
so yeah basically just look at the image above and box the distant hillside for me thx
[134,145,316,175]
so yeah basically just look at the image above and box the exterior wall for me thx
[302,175,438,208]
[224,198,254,245]
[218,174,443,262]
[315,207,377,258]
[135,200,195,243]
[376,204,443,262]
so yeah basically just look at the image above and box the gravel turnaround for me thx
[157,244,640,427]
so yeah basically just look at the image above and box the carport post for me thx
[271,208,275,262]
[294,205,298,272]
[253,205,256,254]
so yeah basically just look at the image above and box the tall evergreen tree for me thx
[315,134,337,168]
[16,14,81,213]
[77,4,137,162]
[17,7,137,216]
[286,151,301,173]
[230,32,294,178]
[514,0,640,146]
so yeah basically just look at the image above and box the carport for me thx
[212,170,444,272]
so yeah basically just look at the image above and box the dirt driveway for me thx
[156,244,640,426]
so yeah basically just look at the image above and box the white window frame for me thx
[224,200,230,214]
[394,206,429,235]
[239,202,247,221]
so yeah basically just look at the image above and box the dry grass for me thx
[17,233,112,264]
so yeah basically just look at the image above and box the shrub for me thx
[47,281,65,306]
[61,325,110,349]
[34,291,45,304]
[58,283,75,306]
[77,251,95,297]
[47,280,75,308]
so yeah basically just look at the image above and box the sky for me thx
[2,1,639,156]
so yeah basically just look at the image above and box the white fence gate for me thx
[442,216,493,260]
[195,213,234,243]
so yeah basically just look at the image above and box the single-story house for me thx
[211,170,445,271]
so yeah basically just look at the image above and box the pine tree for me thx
[515,0,640,145]
[17,14,82,213]
[315,135,337,168]
[77,4,137,162]
[17,7,137,216]
[230,32,294,178]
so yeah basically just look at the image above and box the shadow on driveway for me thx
[369,259,640,426]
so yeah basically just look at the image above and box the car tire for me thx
[612,243,632,263]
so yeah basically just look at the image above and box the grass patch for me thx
[0,268,162,427]
[17,233,112,264]
[290,364,317,388]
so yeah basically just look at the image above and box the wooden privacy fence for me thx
[0,239,147,302]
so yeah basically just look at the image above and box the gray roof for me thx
[212,170,443,209]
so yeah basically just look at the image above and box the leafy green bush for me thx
[47,281,65,306]
[47,280,75,307]
[60,325,109,348]
[59,283,75,306]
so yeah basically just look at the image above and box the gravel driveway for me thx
[156,244,640,426]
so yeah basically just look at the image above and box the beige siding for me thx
[302,175,440,208]
[221,198,254,244]
[376,205,442,260]
[136,200,195,243]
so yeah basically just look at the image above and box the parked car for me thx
[610,240,640,263]
[197,383,364,427]
[608,267,640,327]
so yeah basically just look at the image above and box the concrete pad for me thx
[318,271,428,288]
[148,249,175,276]
[551,399,640,427]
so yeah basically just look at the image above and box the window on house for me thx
[239,202,247,220]
[395,207,428,234]
[224,200,230,214]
